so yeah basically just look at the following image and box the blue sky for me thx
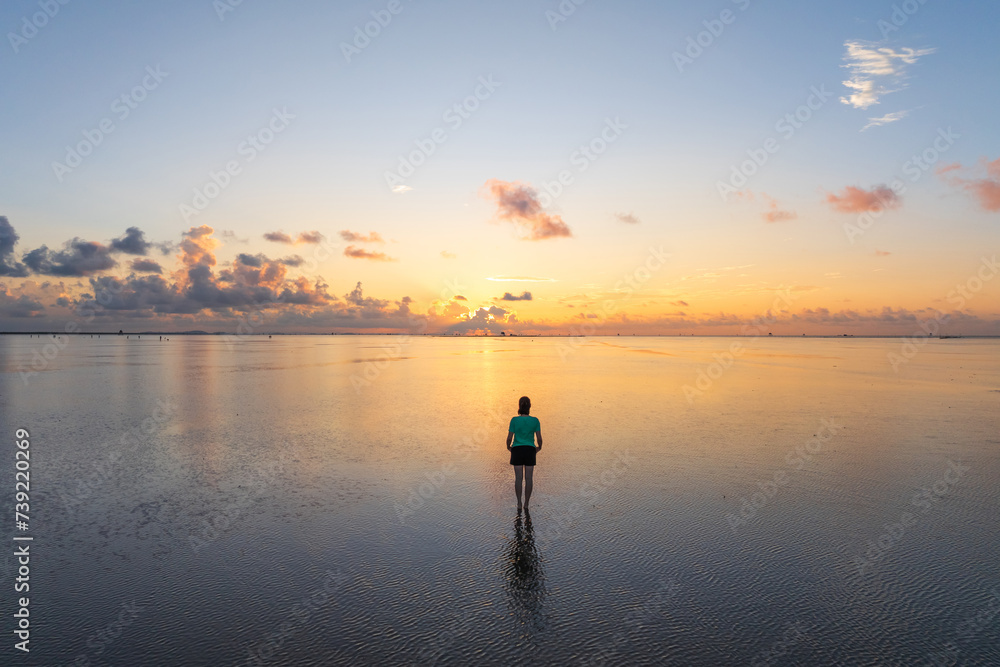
[1,0,998,333]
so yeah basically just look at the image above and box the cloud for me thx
[77,226,338,317]
[861,109,910,131]
[670,300,689,307]
[23,239,117,276]
[297,231,324,244]
[615,212,640,224]
[180,225,219,269]
[735,191,797,222]
[110,227,152,255]
[340,230,385,244]
[263,230,323,245]
[825,185,901,213]
[935,163,961,176]
[938,157,1000,212]
[391,185,413,194]
[500,291,532,301]
[236,253,266,268]
[0,285,44,317]
[263,231,294,244]
[0,216,29,277]
[840,41,936,109]
[440,250,457,259]
[220,230,249,244]
[875,249,892,257]
[481,179,572,240]
[130,258,163,273]
[344,246,396,262]
[279,255,304,267]
[447,304,518,335]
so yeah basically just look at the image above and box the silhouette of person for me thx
[506,396,542,510]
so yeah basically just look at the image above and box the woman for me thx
[506,396,542,511]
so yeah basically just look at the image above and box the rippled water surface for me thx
[2,335,999,665]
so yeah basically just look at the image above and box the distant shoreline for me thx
[2,332,998,339]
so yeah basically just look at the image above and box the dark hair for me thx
[518,396,531,415]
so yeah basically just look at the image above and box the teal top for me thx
[509,415,540,447]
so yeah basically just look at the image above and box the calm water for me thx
[1,334,998,666]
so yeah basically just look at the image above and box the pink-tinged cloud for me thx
[264,230,325,244]
[935,162,961,176]
[939,157,1000,212]
[825,185,901,214]
[736,191,797,222]
[344,246,396,262]
[761,193,797,223]
[340,230,385,244]
[875,249,891,257]
[481,179,572,240]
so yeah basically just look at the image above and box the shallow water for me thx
[1,334,998,665]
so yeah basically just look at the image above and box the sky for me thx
[1,0,998,335]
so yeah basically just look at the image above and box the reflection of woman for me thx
[506,396,542,511]
[502,512,546,631]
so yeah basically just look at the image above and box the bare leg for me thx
[513,465,523,509]
[524,466,533,508]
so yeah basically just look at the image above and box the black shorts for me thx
[509,446,537,466]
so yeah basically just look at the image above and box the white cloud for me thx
[840,41,935,109]
[861,109,911,131]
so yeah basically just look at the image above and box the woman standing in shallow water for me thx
[507,396,542,511]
